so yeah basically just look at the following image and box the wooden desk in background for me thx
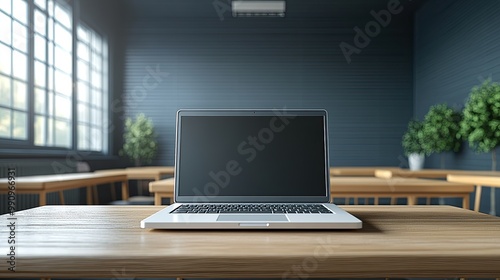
[0,173,128,206]
[1,205,499,279]
[95,166,175,181]
[149,177,474,208]
[330,166,401,176]
[448,174,500,212]
[375,168,500,179]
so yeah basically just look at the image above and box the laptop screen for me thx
[175,110,330,203]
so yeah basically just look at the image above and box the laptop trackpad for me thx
[217,214,288,222]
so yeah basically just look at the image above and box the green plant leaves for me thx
[120,113,158,165]
[421,103,462,155]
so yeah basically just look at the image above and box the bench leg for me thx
[407,196,416,206]
[474,185,482,212]
[121,180,129,200]
[92,185,99,204]
[58,191,65,205]
[86,186,93,205]
[39,192,47,206]
[463,194,470,210]
[155,193,162,206]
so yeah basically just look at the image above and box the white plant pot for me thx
[408,153,425,171]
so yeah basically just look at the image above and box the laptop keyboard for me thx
[170,204,333,214]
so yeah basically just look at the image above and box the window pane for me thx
[47,41,53,66]
[35,0,46,10]
[35,60,46,87]
[77,42,89,61]
[34,9,46,36]
[0,74,10,107]
[92,34,101,53]
[91,88,101,107]
[48,66,53,90]
[54,70,71,96]
[55,46,71,73]
[77,81,88,103]
[12,21,27,52]
[55,23,71,51]
[0,43,11,75]
[92,70,101,90]
[91,52,102,71]
[12,0,27,25]
[34,87,46,114]
[12,110,26,139]
[48,91,53,116]
[78,60,88,82]
[91,127,101,151]
[55,3,71,29]
[34,34,46,61]
[54,119,71,148]
[48,17,53,41]
[77,124,89,150]
[12,80,26,110]
[77,103,89,123]
[12,50,27,80]
[77,26,89,43]
[47,116,53,145]
[0,107,11,138]
[34,115,46,146]
[55,94,71,119]
[0,0,12,15]
[0,12,11,45]
[47,0,53,17]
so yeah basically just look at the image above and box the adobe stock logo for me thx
[340,0,404,64]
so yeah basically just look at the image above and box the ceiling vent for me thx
[232,1,286,17]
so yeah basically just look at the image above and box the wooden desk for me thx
[448,174,500,212]
[0,173,128,206]
[149,177,474,208]
[95,166,175,181]
[375,168,500,179]
[1,205,499,278]
[330,166,400,176]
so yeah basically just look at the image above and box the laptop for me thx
[141,109,362,229]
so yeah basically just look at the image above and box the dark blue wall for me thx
[414,0,500,213]
[122,5,415,167]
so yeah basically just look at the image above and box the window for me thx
[0,0,29,140]
[34,0,73,148]
[0,0,109,154]
[77,24,108,152]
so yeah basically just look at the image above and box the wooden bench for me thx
[149,177,474,209]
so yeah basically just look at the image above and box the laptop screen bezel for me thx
[173,109,331,203]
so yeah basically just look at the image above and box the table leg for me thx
[121,180,129,200]
[374,197,379,205]
[155,193,162,206]
[92,185,99,204]
[58,191,65,205]
[407,196,416,206]
[390,197,396,205]
[86,186,93,205]
[39,192,47,206]
[354,197,359,205]
[462,194,470,210]
[474,185,482,212]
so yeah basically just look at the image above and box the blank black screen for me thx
[177,115,327,198]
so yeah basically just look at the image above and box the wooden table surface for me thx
[0,173,128,205]
[1,205,499,278]
[150,177,474,208]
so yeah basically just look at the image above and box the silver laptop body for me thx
[141,109,362,229]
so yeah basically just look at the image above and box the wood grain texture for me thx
[1,205,499,278]
[95,166,175,180]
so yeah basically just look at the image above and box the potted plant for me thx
[120,113,158,166]
[402,119,426,170]
[459,79,500,215]
[421,103,462,168]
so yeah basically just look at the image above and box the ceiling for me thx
[122,0,429,19]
